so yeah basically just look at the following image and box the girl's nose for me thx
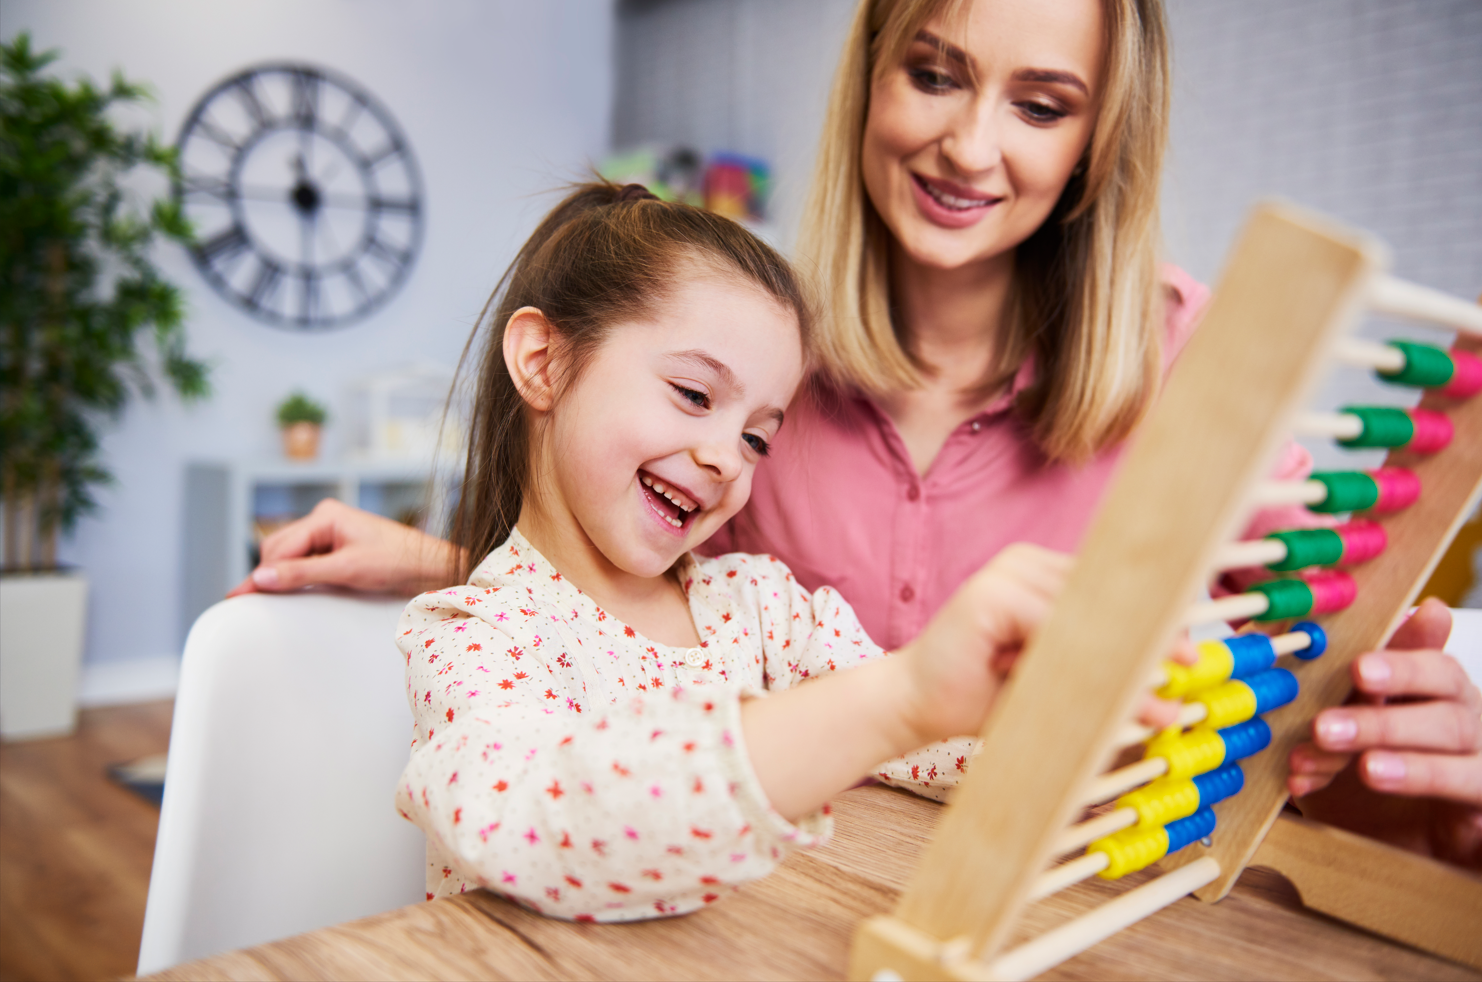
[693,436,743,484]
[940,99,1004,176]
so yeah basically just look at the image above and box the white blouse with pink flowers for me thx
[394,529,965,921]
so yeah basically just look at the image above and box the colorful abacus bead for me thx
[1337,405,1453,453]
[1247,570,1356,621]
[1116,764,1245,828]
[1291,620,1327,660]
[1375,340,1482,398]
[1308,467,1420,514]
[1158,634,1278,699]
[1144,718,1271,781]
[1265,519,1386,571]
[1089,808,1218,879]
[1193,668,1299,730]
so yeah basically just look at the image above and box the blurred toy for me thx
[703,153,769,221]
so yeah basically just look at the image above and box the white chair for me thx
[137,591,426,975]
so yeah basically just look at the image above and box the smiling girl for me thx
[392,182,1109,919]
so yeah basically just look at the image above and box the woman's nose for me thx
[940,100,1004,175]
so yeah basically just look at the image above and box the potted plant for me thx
[0,34,208,738]
[277,391,328,461]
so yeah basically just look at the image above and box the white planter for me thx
[0,571,88,740]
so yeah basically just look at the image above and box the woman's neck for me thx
[878,246,1017,476]
[514,501,701,648]
[890,244,1015,386]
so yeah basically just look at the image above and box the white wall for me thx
[2,0,615,697]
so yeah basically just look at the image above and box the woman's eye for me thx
[1018,101,1068,123]
[743,433,771,457]
[671,384,709,409]
[908,66,957,93]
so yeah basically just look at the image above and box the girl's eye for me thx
[671,383,709,409]
[908,65,957,94]
[1018,101,1068,124]
[743,433,771,457]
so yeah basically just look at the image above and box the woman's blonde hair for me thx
[798,0,1170,463]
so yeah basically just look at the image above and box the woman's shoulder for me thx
[1161,263,1212,365]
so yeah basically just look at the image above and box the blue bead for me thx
[1226,634,1277,678]
[1247,668,1299,715]
[1292,621,1327,660]
[1165,808,1217,854]
[1218,717,1272,761]
[1192,763,1244,808]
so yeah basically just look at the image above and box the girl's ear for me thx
[503,306,559,412]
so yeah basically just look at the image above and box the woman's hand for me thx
[1288,598,1482,866]
[226,498,463,598]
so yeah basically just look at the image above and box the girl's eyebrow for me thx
[914,30,1089,97]
[667,349,786,425]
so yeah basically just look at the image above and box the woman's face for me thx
[861,0,1105,273]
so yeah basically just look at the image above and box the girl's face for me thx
[535,269,804,579]
[861,0,1104,274]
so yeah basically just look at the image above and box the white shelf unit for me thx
[181,460,436,643]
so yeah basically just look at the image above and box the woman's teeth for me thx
[921,178,994,210]
[641,474,697,527]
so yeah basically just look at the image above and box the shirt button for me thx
[899,584,915,602]
[970,420,982,433]
[685,648,704,667]
[906,485,920,501]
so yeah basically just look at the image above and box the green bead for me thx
[1249,579,1314,621]
[1267,529,1344,571]
[1378,340,1455,389]
[1338,406,1413,448]
[1309,471,1379,513]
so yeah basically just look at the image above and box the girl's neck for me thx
[514,501,702,649]
[889,243,1016,387]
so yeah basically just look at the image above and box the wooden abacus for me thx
[850,203,1482,981]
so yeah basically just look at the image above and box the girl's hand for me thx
[226,498,462,598]
[1288,598,1482,867]
[895,543,1072,746]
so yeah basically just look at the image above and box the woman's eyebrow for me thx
[915,30,972,70]
[1013,68,1089,97]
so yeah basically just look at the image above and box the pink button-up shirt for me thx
[704,266,1313,651]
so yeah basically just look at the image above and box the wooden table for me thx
[146,785,1480,981]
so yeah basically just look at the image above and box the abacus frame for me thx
[849,203,1482,981]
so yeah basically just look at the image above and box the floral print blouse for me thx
[394,529,966,921]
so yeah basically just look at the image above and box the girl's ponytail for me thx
[448,181,810,579]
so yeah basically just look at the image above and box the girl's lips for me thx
[910,172,1002,229]
[639,471,698,536]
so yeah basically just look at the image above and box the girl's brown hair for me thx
[800,0,1171,463]
[449,181,811,579]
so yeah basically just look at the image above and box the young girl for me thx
[393,182,1088,920]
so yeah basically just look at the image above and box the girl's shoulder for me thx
[685,549,804,598]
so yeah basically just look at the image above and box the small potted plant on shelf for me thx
[0,35,208,739]
[277,392,328,461]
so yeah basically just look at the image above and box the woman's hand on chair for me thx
[227,498,463,599]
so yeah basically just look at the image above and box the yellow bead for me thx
[1145,726,1226,781]
[1194,679,1258,730]
[1158,640,1235,699]
[1117,777,1201,827]
[1090,825,1170,879]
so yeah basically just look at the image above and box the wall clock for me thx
[175,63,424,330]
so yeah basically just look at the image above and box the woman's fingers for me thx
[1350,649,1482,706]
[1387,597,1453,651]
[1312,700,1482,755]
[1357,750,1482,806]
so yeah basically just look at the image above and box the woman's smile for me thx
[910,172,1004,229]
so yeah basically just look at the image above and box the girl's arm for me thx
[744,544,1069,821]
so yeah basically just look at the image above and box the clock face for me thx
[175,63,424,330]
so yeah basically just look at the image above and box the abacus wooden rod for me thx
[1368,274,1482,335]
[1333,336,1406,373]
[1112,701,1208,749]
[1051,809,1139,855]
[1210,537,1287,571]
[1184,592,1268,627]
[1081,758,1167,807]
[1026,851,1109,901]
[1295,411,1364,441]
[1248,479,1326,507]
[984,858,1223,982]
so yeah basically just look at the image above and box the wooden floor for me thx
[0,700,173,982]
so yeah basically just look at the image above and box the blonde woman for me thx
[236,0,1481,863]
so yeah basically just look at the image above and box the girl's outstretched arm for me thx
[743,544,1069,821]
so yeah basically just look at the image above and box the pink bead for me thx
[1370,467,1421,512]
[1303,570,1358,614]
[1405,408,1453,453]
[1439,349,1482,399]
[1336,519,1387,564]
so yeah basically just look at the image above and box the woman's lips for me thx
[910,172,1002,229]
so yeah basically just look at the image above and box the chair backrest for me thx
[137,591,426,975]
